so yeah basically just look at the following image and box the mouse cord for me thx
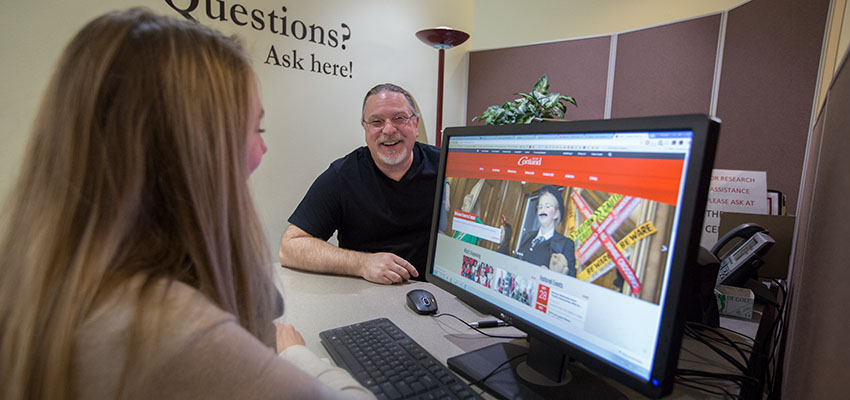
[470,352,529,395]
[431,313,526,339]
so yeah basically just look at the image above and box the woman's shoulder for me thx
[84,275,233,333]
[74,276,236,398]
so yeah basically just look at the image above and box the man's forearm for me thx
[279,234,364,278]
[279,224,418,284]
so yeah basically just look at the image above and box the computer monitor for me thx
[425,114,720,398]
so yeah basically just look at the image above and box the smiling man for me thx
[279,84,440,284]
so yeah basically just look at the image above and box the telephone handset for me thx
[711,223,775,286]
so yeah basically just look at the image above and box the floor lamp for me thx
[416,27,469,147]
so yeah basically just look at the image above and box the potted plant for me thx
[473,75,577,125]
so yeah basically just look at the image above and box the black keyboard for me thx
[320,318,482,400]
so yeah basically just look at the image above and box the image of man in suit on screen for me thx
[515,185,577,277]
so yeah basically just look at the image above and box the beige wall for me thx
[471,0,747,50]
[0,0,473,256]
[841,1,850,57]
[818,0,850,115]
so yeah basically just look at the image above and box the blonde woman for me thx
[0,8,372,400]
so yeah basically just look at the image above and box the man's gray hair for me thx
[361,83,419,120]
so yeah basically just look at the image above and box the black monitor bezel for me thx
[425,114,719,398]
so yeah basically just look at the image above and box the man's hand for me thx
[359,252,419,284]
[275,323,305,354]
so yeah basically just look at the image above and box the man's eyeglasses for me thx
[363,114,415,130]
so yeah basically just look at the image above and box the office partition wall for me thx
[467,0,830,215]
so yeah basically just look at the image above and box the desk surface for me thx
[273,266,758,399]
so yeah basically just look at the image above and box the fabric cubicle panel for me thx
[714,0,829,214]
[466,36,611,124]
[611,14,720,118]
[465,0,829,217]
[790,107,824,281]
[782,48,850,399]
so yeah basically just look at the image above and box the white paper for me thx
[699,169,768,249]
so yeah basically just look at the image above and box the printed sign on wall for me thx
[164,0,354,79]
[700,169,768,249]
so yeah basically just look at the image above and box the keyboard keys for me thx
[395,381,415,397]
[380,382,402,400]
[320,318,482,399]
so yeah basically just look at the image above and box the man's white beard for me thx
[376,145,408,166]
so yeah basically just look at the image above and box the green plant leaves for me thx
[472,74,578,125]
[560,95,577,106]
[532,75,549,94]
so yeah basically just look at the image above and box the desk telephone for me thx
[711,223,775,286]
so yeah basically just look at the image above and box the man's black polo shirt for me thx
[288,142,441,280]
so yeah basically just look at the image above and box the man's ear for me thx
[415,116,429,143]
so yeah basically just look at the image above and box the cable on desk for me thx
[687,321,757,344]
[697,334,757,356]
[677,368,759,399]
[678,345,740,373]
[675,375,744,399]
[431,313,527,339]
[683,325,750,374]
[676,376,742,399]
[765,281,786,358]
[765,279,787,399]
[691,334,761,364]
[685,323,755,370]
[743,278,787,400]
[429,313,528,396]
[469,352,529,396]
[686,323,755,354]
[677,368,759,387]
[681,279,789,399]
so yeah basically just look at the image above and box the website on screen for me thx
[432,131,693,379]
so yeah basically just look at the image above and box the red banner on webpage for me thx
[445,152,685,205]
[536,285,550,313]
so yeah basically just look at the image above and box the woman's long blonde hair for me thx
[0,8,274,399]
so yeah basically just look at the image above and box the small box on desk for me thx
[715,285,754,319]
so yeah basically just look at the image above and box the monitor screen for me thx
[426,114,719,398]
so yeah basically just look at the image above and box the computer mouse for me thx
[406,289,438,315]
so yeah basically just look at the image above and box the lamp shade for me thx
[416,26,469,147]
[416,27,469,49]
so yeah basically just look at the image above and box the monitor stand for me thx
[447,337,626,399]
